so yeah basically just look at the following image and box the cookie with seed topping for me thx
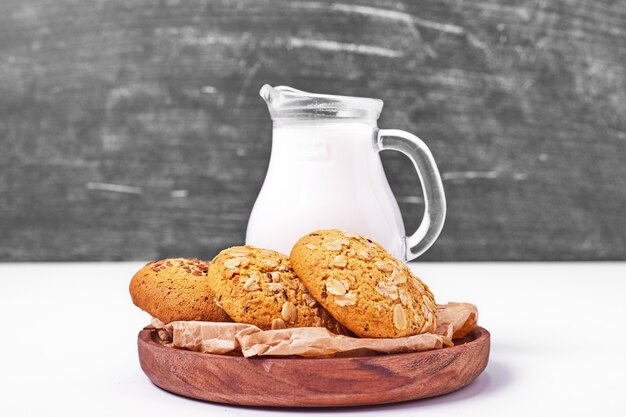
[207,246,347,334]
[290,229,437,338]
[129,258,231,324]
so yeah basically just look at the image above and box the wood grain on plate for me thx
[137,326,490,407]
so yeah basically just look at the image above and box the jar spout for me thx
[259,84,278,106]
[260,85,301,114]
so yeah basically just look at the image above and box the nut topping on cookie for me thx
[281,275,298,289]
[223,258,240,269]
[398,289,411,306]
[326,278,347,295]
[323,239,350,251]
[391,268,406,284]
[243,276,260,291]
[281,301,297,324]
[261,258,278,267]
[334,292,357,307]
[322,241,342,251]
[228,249,251,257]
[376,280,399,300]
[271,318,287,330]
[302,292,317,307]
[331,255,348,268]
[393,304,408,330]
[422,294,436,310]
[375,261,392,272]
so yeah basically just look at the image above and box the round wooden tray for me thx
[138,326,490,407]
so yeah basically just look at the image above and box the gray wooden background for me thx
[1,0,625,261]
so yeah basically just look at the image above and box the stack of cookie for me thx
[130,229,437,339]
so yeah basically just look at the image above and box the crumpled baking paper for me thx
[151,302,478,358]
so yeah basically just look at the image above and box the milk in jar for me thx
[246,119,405,257]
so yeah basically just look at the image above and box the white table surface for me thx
[1,262,625,416]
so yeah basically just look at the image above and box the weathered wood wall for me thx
[1,0,625,261]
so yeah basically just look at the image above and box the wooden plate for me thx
[138,326,490,407]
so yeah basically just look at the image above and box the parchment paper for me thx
[151,302,478,358]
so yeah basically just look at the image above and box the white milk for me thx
[245,120,406,257]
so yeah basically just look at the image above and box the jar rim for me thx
[260,85,383,121]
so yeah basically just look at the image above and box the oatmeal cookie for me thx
[129,258,230,324]
[207,246,347,334]
[290,230,436,338]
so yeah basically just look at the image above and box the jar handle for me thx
[376,129,446,261]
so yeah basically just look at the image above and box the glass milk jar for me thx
[246,85,446,261]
